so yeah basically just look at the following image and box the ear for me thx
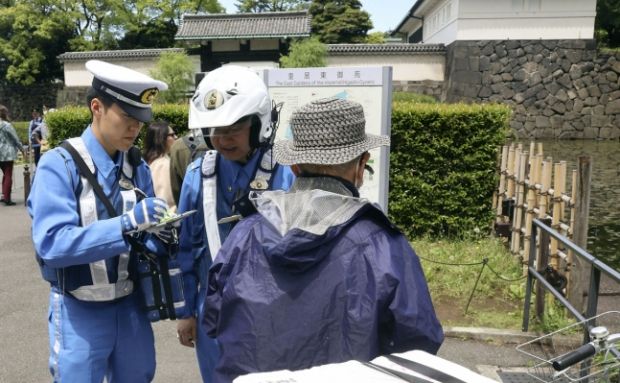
[90,98,104,119]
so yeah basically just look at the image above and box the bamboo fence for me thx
[493,142,592,312]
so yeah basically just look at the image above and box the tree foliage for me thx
[309,0,372,44]
[279,37,326,68]
[0,0,223,87]
[596,0,620,48]
[150,51,195,104]
[365,31,386,44]
[234,0,310,12]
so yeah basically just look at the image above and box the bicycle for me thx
[516,311,620,382]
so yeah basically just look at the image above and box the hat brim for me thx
[118,102,153,123]
[273,134,390,166]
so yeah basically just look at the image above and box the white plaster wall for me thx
[63,56,202,87]
[63,59,160,87]
[417,0,596,44]
[326,54,445,82]
[456,17,595,40]
[454,0,595,41]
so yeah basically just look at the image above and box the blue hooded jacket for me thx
[204,177,444,382]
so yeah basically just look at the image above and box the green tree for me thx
[596,0,620,47]
[365,31,386,44]
[0,1,74,85]
[309,0,372,44]
[150,51,195,103]
[280,37,326,67]
[234,0,309,12]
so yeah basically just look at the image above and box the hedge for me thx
[388,102,511,238]
[45,103,189,148]
[45,101,510,238]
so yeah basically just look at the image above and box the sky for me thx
[217,0,413,32]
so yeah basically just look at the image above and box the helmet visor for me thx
[205,124,247,137]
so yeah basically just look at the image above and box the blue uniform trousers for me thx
[47,290,155,383]
[196,287,219,381]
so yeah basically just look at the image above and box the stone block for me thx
[496,46,507,58]
[573,99,584,113]
[479,56,491,71]
[588,85,601,98]
[482,72,493,85]
[565,99,574,111]
[489,62,502,75]
[545,82,561,95]
[577,87,590,99]
[454,71,482,85]
[581,107,592,115]
[600,84,612,94]
[556,89,569,102]
[582,75,593,86]
[551,102,566,113]
[593,105,605,115]
[610,90,620,100]
[584,96,598,106]
[591,114,610,127]
[528,72,542,86]
[612,61,620,74]
[478,86,493,98]
[605,99,620,114]
[492,74,503,83]
[513,68,527,81]
[550,115,564,128]
[454,57,470,71]
[535,116,550,128]
[606,71,619,83]
[536,89,549,100]
[566,50,582,64]
[583,127,599,139]
[542,108,555,117]
[513,93,525,104]
[501,87,515,99]
[545,94,558,105]
[557,74,572,88]
[569,64,583,80]
[501,73,513,81]
[567,90,577,99]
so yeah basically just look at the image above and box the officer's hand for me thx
[177,317,196,348]
[121,197,168,234]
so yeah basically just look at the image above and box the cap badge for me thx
[205,90,224,110]
[140,88,159,104]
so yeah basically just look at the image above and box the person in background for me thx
[28,109,43,166]
[0,104,25,206]
[143,120,177,212]
[169,131,207,206]
[204,97,444,382]
[27,60,170,383]
[174,65,295,382]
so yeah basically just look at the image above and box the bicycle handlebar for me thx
[552,343,597,371]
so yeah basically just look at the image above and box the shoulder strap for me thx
[61,141,117,218]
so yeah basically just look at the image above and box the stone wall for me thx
[393,80,444,100]
[444,40,620,139]
[0,83,61,121]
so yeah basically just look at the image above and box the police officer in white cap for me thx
[28,60,170,382]
[174,65,295,382]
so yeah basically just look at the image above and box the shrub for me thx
[45,104,190,148]
[12,121,29,144]
[388,102,511,238]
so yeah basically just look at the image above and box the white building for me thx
[393,0,597,45]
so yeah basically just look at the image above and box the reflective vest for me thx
[201,149,276,261]
[39,137,138,302]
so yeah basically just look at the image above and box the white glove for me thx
[121,197,168,234]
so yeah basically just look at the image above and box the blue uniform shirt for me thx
[28,126,155,287]
[176,148,294,316]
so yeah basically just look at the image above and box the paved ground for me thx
[1,164,617,382]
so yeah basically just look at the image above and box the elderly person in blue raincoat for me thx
[174,65,294,382]
[203,97,444,382]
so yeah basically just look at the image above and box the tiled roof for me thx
[176,11,311,40]
[327,43,445,55]
[58,48,185,62]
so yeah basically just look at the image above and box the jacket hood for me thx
[251,177,372,272]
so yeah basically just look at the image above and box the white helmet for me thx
[188,65,273,146]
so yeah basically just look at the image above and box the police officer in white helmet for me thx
[175,65,294,382]
[28,60,170,382]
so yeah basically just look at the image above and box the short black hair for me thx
[86,87,114,109]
